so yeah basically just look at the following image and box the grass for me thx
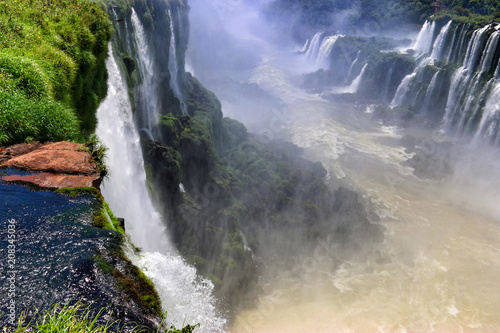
[0,89,82,145]
[7,302,199,333]
[0,0,112,145]
[80,134,110,178]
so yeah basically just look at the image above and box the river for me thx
[231,48,500,333]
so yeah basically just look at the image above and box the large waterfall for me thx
[389,21,500,143]
[131,9,161,139]
[96,46,226,331]
[167,8,187,114]
[302,19,500,144]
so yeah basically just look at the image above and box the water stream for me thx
[96,46,226,332]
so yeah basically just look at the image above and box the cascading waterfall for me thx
[346,50,361,84]
[97,45,170,252]
[430,21,452,61]
[391,21,452,108]
[475,80,500,143]
[391,72,417,107]
[422,71,440,112]
[299,38,310,53]
[302,19,500,144]
[304,31,325,61]
[96,45,226,331]
[412,20,436,56]
[346,63,367,93]
[390,20,500,142]
[168,8,187,114]
[316,35,341,68]
[131,9,161,139]
[443,26,500,137]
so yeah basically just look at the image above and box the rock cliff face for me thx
[1,142,101,189]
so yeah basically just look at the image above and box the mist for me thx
[186,0,500,332]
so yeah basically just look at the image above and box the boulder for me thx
[1,141,101,189]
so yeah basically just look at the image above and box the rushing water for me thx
[131,9,161,139]
[0,168,126,327]
[230,42,500,333]
[96,46,226,331]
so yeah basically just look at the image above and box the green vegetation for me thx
[10,302,198,333]
[0,0,112,145]
[80,134,110,178]
[55,186,101,197]
[0,90,81,145]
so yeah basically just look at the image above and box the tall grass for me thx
[0,90,82,145]
[0,0,112,145]
[9,302,199,333]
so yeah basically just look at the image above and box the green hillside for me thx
[0,0,111,145]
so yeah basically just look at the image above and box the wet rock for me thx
[1,141,101,189]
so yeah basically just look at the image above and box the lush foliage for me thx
[81,134,110,178]
[0,90,81,145]
[0,0,112,144]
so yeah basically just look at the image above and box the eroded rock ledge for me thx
[0,141,101,189]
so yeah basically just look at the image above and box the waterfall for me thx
[430,21,452,61]
[478,31,500,74]
[131,9,160,138]
[168,8,187,114]
[442,25,500,137]
[412,20,436,56]
[316,35,341,68]
[96,45,226,331]
[391,73,416,107]
[346,63,367,93]
[463,25,490,74]
[475,80,500,143]
[422,71,440,112]
[346,50,361,84]
[299,38,310,53]
[305,31,325,61]
[391,21,458,110]
[97,45,170,252]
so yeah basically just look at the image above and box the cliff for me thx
[104,0,384,315]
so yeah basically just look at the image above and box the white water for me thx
[331,63,367,94]
[96,46,226,332]
[392,21,451,108]
[304,31,325,61]
[391,72,416,107]
[442,25,500,136]
[423,71,440,111]
[168,8,187,114]
[412,20,436,56]
[230,28,500,333]
[346,50,361,84]
[430,21,452,61]
[131,9,160,137]
[316,35,341,68]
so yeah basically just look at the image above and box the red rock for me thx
[1,141,97,175]
[0,142,42,163]
[0,141,102,189]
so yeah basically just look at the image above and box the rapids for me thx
[230,43,500,333]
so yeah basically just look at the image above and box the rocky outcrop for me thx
[0,141,101,189]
